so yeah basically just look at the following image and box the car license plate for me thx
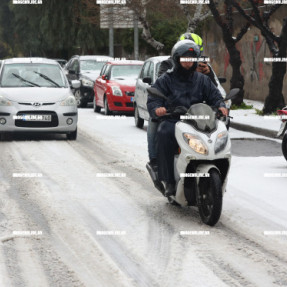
[22,114,52,122]
[130,97,134,102]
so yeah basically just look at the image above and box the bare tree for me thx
[81,0,164,51]
[231,1,287,114]
[175,3,211,33]
[208,0,250,105]
[126,0,164,51]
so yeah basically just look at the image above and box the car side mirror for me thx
[71,80,81,89]
[102,75,107,80]
[218,77,227,84]
[143,77,152,85]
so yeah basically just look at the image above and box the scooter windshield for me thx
[185,103,217,133]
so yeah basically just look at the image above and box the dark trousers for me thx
[157,120,178,184]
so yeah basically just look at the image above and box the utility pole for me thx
[109,6,114,58]
[134,14,139,60]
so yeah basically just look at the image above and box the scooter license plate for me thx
[277,122,287,137]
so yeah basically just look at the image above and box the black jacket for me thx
[158,56,217,86]
[147,69,225,119]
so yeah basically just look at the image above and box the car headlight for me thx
[111,86,122,97]
[183,133,208,155]
[60,96,76,106]
[0,95,11,106]
[214,131,228,154]
[81,78,94,87]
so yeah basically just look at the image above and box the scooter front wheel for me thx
[282,133,287,161]
[198,169,222,226]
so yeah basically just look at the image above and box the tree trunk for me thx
[263,61,286,114]
[227,44,245,105]
[263,17,287,114]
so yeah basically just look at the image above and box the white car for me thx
[0,58,80,140]
[134,56,228,128]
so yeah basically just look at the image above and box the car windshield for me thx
[110,65,142,80]
[0,63,67,88]
[80,60,106,71]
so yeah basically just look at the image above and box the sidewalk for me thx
[229,99,282,138]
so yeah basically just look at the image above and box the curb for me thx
[230,122,278,139]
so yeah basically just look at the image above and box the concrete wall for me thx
[202,6,287,102]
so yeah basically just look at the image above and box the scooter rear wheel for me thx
[282,134,287,161]
[198,169,222,226]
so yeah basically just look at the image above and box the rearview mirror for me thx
[102,75,107,80]
[224,88,240,102]
[218,77,226,84]
[147,87,168,101]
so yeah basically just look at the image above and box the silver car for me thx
[134,56,228,128]
[0,58,80,140]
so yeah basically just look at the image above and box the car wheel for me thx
[104,96,112,115]
[93,97,101,113]
[67,128,77,140]
[134,104,144,128]
[74,89,87,108]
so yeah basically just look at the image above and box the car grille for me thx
[126,103,133,107]
[15,111,59,128]
[125,91,134,97]
[18,103,55,106]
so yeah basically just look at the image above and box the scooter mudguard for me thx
[195,164,220,184]
[195,164,226,195]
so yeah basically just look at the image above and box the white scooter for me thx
[146,87,239,226]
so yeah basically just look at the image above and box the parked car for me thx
[133,56,228,128]
[64,55,113,108]
[53,58,67,67]
[93,60,143,115]
[0,58,80,140]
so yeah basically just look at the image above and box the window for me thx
[147,62,154,82]
[140,62,150,79]
[70,59,79,73]
[100,64,107,76]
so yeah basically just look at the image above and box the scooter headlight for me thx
[183,133,208,155]
[214,131,228,154]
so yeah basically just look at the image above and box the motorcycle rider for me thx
[158,33,216,84]
[147,40,228,197]
[147,33,217,173]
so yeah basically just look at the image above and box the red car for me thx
[93,60,143,115]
